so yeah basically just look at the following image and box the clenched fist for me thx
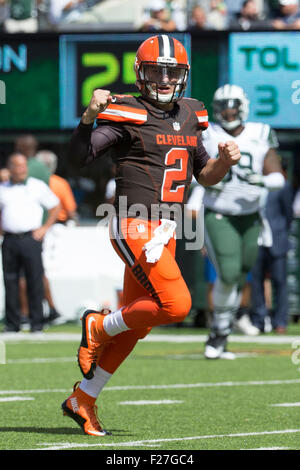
[82,89,113,124]
[218,141,241,167]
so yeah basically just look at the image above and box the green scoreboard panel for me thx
[0,38,59,129]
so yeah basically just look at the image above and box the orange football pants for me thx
[97,217,191,374]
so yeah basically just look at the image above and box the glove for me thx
[246,173,264,186]
[235,167,264,186]
[211,181,224,190]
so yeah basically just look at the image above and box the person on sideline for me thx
[0,153,60,333]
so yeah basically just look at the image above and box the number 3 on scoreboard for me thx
[161,148,189,203]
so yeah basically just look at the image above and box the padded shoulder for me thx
[245,122,278,148]
[182,97,209,130]
[97,95,147,125]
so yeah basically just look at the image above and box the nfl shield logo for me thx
[173,122,180,131]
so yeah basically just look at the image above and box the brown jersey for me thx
[95,95,209,218]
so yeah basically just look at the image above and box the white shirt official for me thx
[0,177,59,234]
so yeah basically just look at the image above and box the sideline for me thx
[0,332,300,344]
[1,378,300,395]
[32,429,300,450]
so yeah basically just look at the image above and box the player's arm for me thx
[245,148,285,189]
[32,203,61,241]
[197,141,241,187]
[262,148,285,189]
[69,89,126,166]
[81,89,112,124]
[242,125,284,189]
[263,148,282,175]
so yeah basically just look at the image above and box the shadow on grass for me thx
[0,427,133,437]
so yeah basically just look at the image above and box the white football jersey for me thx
[202,122,278,215]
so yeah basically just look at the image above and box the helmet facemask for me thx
[212,84,250,131]
[213,98,243,131]
[137,61,189,104]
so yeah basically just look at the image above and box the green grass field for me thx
[1,324,300,451]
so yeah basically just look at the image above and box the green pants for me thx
[204,209,262,287]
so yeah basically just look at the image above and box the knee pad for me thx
[213,279,240,311]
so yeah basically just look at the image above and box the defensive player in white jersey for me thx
[202,84,285,359]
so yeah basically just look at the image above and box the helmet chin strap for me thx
[220,119,241,131]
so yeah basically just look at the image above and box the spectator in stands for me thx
[272,0,300,29]
[206,0,228,29]
[189,4,208,29]
[4,0,38,32]
[0,0,9,31]
[140,0,177,31]
[47,0,89,27]
[224,0,247,21]
[165,0,187,30]
[229,0,272,30]
[0,153,60,333]
[190,1,228,30]
[222,0,267,23]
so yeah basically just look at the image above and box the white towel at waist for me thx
[143,219,177,263]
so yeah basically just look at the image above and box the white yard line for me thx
[165,352,258,360]
[118,400,184,405]
[6,357,75,364]
[5,352,257,364]
[1,378,300,396]
[0,396,35,402]
[103,379,300,391]
[0,388,70,395]
[270,402,300,407]
[33,429,300,451]
[1,332,300,344]
[241,447,292,450]
[144,334,300,345]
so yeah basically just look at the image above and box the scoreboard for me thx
[0,39,59,129]
[229,32,300,129]
[0,31,300,130]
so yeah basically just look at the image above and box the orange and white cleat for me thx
[61,382,111,436]
[77,309,111,380]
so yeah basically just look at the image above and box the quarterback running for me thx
[202,84,284,359]
[61,36,241,436]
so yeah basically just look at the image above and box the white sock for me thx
[103,307,130,336]
[79,366,112,398]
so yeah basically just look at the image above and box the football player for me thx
[202,84,285,359]
[61,36,241,436]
